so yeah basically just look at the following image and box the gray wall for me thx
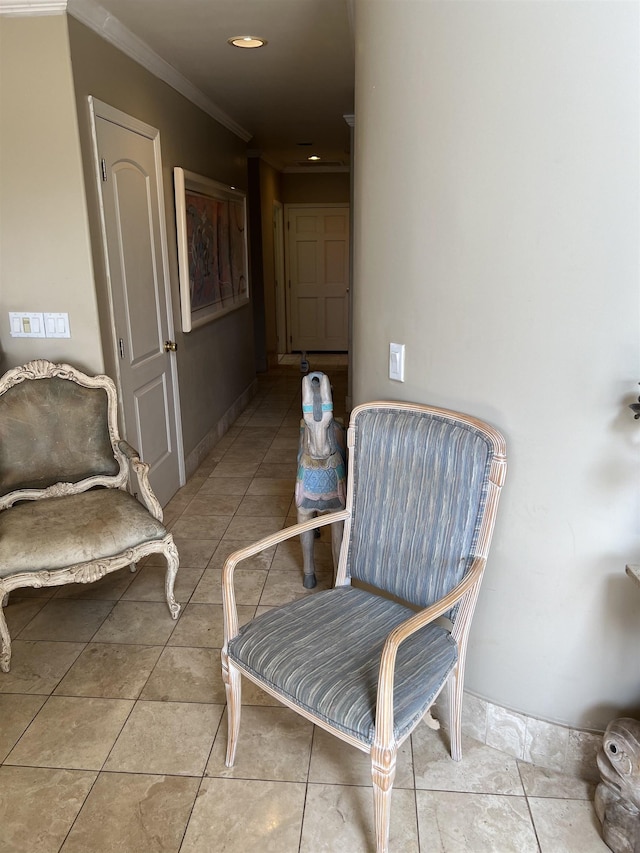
[353,0,640,729]
[66,16,255,461]
[0,13,256,465]
[281,172,350,204]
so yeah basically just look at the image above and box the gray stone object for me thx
[596,717,640,853]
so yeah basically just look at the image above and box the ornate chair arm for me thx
[221,509,350,647]
[373,557,486,752]
[117,439,162,521]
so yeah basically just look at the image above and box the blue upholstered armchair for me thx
[0,359,180,672]
[222,400,507,853]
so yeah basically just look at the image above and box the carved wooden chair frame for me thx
[222,400,507,853]
[0,359,180,672]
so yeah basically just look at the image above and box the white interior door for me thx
[286,204,349,351]
[90,99,184,507]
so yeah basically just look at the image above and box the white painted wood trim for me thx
[0,0,66,14]
[281,165,350,174]
[11,0,253,141]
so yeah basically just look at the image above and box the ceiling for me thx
[71,0,355,172]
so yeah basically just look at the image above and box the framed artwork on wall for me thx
[174,167,249,332]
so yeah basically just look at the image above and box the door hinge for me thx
[100,158,108,182]
[118,337,125,359]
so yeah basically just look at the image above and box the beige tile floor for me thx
[0,363,609,853]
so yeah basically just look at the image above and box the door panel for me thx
[93,109,183,506]
[133,375,172,469]
[287,205,349,351]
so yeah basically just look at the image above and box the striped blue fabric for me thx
[228,586,458,745]
[347,409,492,608]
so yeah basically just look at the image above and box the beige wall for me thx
[354,0,640,729]
[0,16,103,374]
[66,16,255,460]
[281,172,350,204]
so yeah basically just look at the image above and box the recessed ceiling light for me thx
[308,155,321,161]
[228,35,267,49]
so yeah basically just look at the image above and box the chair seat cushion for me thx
[0,489,167,577]
[228,585,458,745]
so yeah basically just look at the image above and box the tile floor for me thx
[0,363,609,852]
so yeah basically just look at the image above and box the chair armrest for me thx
[117,440,163,522]
[373,557,486,751]
[222,509,350,646]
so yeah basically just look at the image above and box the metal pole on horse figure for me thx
[294,371,347,588]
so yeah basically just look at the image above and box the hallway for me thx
[0,362,607,852]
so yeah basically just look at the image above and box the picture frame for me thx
[174,167,249,332]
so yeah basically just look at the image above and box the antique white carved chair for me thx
[0,359,180,672]
[222,401,507,853]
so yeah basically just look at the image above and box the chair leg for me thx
[163,538,181,619]
[0,598,12,673]
[447,664,464,761]
[371,744,396,853]
[222,653,242,767]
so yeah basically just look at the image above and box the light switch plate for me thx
[9,312,46,338]
[389,342,405,382]
[44,312,71,338]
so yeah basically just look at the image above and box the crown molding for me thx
[0,0,66,14]
[282,165,350,174]
[67,0,252,142]
[0,0,253,143]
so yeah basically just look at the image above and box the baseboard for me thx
[432,690,603,781]
[184,379,259,480]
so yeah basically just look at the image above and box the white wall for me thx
[353,0,639,729]
[0,15,103,373]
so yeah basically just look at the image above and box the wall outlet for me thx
[389,342,405,382]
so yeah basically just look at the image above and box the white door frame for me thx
[87,96,185,487]
[273,201,287,354]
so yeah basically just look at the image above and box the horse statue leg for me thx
[297,506,318,588]
[329,518,344,584]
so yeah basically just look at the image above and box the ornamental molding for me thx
[0,0,253,144]
[0,1,66,14]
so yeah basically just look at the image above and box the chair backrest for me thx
[344,402,506,609]
[0,360,125,505]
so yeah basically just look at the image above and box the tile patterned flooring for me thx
[0,364,609,852]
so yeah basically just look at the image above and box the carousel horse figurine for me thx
[295,371,347,589]
[595,717,640,853]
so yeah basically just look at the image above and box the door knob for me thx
[164,340,178,352]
